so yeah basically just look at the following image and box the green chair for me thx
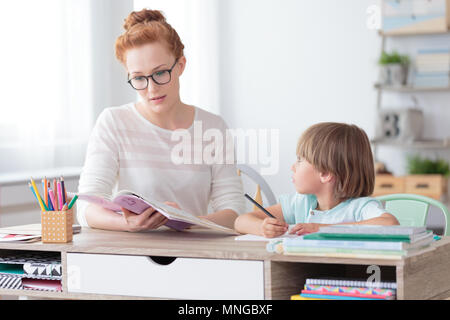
[376,193,450,236]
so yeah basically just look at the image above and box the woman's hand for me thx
[288,223,322,235]
[122,206,168,232]
[260,217,289,238]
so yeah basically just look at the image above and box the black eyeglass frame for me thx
[127,59,179,90]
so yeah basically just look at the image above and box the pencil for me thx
[62,203,68,211]
[30,177,46,211]
[28,183,38,201]
[53,179,58,210]
[68,195,78,210]
[29,182,48,211]
[47,181,53,210]
[49,189,57,211]
[61,176,67,206]
[57,180,63,211]
[244,193,276,218]
[43,177,48,209]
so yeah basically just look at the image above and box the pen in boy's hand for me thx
[244,193,276,219]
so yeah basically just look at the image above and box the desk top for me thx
[0,227,448,267]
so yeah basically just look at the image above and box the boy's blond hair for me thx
[296,122,374,200]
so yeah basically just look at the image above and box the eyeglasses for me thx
[128,59,179,90]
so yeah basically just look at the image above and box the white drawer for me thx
[67,253,264,299]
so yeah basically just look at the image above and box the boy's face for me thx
[291,157,323,194]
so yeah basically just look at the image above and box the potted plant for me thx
[405,155,449,200]
[378,51,410,86]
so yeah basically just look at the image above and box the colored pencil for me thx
[43,177,48,209]
[61,176,67,206]
[57,180,63,211]
[29,182,48,211]
[49,189,57,211]
[30,177,46,211]
[47,182,53,210]
[28,183,38,201]
[53,179,58,210]
[68,195,78,210]
[62,203,68,211]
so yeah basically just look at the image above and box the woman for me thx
[76,9,245,232]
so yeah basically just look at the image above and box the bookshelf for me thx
[374,83,450,93]
[374,30,450,155]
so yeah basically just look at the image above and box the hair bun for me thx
[123,9,166,31]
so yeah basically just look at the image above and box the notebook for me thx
[0,224,82,243]
[235,225,298,241]
[75,191,237,234]
[318,225,426,235]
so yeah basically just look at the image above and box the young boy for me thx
[234,122,399,238]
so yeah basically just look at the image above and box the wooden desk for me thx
[0,228,450,300]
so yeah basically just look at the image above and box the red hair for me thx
[115,9,185,65]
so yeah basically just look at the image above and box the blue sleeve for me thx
[278,193,311,224]
[278,194,297,224]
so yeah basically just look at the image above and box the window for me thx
[0,0,94,174]
[133,0,220,114]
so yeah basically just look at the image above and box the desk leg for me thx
[397,243,450,300]
[61,252,68,294]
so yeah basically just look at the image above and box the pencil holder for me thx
[41,208,73,243]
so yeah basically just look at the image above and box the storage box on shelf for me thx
[373,174,448,200]
[373,174,406,196]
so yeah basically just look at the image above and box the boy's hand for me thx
[289,223,322,235]
[260,218,289,238]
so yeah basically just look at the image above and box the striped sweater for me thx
[76,103,245,227]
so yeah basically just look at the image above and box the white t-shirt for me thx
[77,103,245,227]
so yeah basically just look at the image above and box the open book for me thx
[75,190,237,235]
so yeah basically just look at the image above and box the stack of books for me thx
[0,250,63,292]
[413,48,450,88]
[267,225,436,260]
[291,278,397,300]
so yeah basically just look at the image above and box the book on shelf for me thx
[304,284,396,296]
[21,278,62,292]
[295,277,397,300]
[299,292,392,300]
[414,48,450,87]
[306,278,397,289]
[75,191,237,234]
[0,251,62,292]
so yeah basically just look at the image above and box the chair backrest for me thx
[236,164,277,211]
[376,193,450,236]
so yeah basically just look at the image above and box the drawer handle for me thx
[415,183,429,189]
[148,256,177,266]
[380,184,393,188]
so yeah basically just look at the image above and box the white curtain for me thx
[133,0,221,115]
[0,0,94,174]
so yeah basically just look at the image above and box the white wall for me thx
[218,0,383,197]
